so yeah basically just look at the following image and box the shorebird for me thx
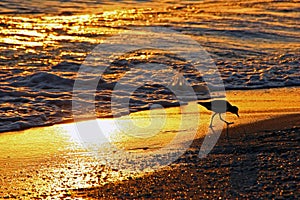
[198,100,239,127]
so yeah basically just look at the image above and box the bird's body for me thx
[198,100,239,127]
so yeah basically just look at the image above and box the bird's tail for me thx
[197,102,205,106]
[197,101,211,110]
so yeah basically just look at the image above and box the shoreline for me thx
[0,87,299,198]
[0,86,299,134]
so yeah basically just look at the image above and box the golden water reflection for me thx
[0,103,200,198]
[70,102,200,153]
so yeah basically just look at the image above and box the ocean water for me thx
[0,0,299,132]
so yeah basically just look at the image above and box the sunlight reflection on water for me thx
[0,103,200,197]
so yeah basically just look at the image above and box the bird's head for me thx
[231,106,239,117]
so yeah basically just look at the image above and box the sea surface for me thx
[0,0,299,132]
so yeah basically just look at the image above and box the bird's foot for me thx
[226,122,234,125]
[209,124,214,128]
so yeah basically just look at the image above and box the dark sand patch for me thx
[74,114,300,199]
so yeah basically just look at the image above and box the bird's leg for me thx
[226,123,230,140]
[209,113,217,128]
[219,113,234,125]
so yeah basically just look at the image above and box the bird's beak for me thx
[236,113,239,118]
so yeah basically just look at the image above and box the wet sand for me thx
[80,115,299,199]
[76,87,300,199]
[0,87,299,199]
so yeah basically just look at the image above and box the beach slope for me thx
[0,87,299,199]
[77,87,300,199]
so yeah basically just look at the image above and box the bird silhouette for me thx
[198,100,239,127]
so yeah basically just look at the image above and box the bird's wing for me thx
[210,100,228,113]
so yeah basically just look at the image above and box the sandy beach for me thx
[0,87,299,199]
[75,87,300,199]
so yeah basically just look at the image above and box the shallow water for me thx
[0,103,201,198]
[0,0,299,132]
